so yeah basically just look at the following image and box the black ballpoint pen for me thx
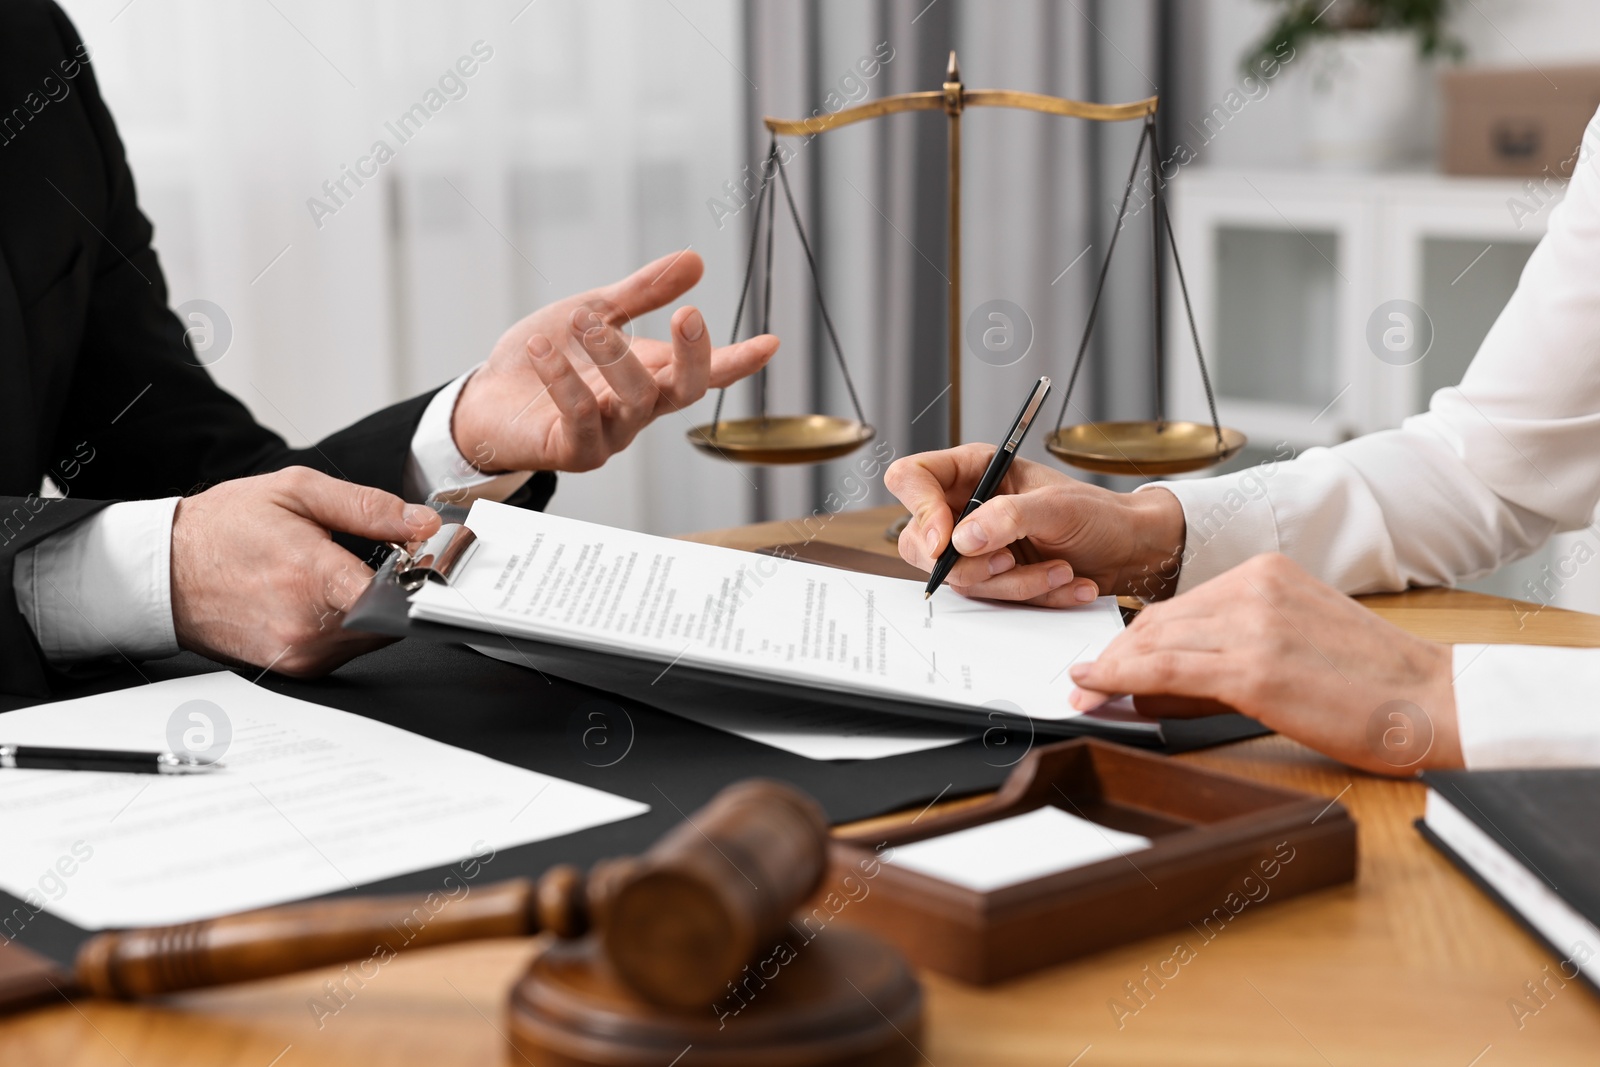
[0,744,220,774]
[925,375,1053,599]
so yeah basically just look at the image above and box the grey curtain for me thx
[739,0,1197,521]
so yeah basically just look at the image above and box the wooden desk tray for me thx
[822,738,1357,985]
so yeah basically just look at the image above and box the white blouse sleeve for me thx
[1453,644,1600,768]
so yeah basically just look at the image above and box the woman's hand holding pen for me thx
[886,445,1188,606]
[887,444,1465,774]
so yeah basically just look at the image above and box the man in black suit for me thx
[0,0,778,696]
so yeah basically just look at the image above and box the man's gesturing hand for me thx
[452,250,780,474]
[885,444,1187,605]
[1069,554,1463,775]
[170,467,441,677]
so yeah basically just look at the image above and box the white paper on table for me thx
[0,673,648,930]
[471,643,976,760]
[885,806,1153,892]
[412,501,1124,723]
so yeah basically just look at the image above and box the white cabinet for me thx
[1168,168,1555,451]
[1166,168,1600,610]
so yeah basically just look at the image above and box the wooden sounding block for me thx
[509,928,920,1066]
[824,738,1357,985]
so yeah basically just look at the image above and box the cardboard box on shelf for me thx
[1440,65,1600,178]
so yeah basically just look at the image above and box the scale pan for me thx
[1045,420,1247,476]
[686,415,876,465]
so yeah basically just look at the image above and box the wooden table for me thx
[6,504,1600,1066]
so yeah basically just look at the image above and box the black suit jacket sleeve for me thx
[0,2,554,696]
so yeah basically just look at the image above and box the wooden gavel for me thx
[75,779,829,1010]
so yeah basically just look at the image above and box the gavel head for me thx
[598,779,829,1009]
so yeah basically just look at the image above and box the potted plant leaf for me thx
[1243,0,1465,170]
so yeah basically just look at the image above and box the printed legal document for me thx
[411,501,1124,722]
[0,673,648,929]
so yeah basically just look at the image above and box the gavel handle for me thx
[75,877,541,999]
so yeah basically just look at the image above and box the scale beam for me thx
[763,91,944,136]
[761,90,1157,136]
[960,89,1157,122]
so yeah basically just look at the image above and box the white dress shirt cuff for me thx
[1136,477,1279,595]
[1452,643,1600,768]
[404,368,534,505]
[13,497,181,663]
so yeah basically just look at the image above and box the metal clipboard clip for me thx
[388,523,478,592]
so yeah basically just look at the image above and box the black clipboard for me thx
[343,521,1268,753]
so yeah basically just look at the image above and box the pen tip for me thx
[924,592,932,600]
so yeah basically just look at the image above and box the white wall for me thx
[1454,0,1600,65]
[1194,0,1600,171]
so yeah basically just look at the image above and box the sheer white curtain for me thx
[62,0,751,535]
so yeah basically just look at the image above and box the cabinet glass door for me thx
[1215,226,1342,409]
[1411,236,1553,603]
[1417,238,1537,401]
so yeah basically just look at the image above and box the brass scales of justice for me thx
[686,51,1246,481]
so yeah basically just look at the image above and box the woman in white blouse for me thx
[886,108,1600,775]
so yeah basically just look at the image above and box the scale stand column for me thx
[944,51,963,450]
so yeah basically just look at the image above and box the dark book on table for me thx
[1418,769,1600,993]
